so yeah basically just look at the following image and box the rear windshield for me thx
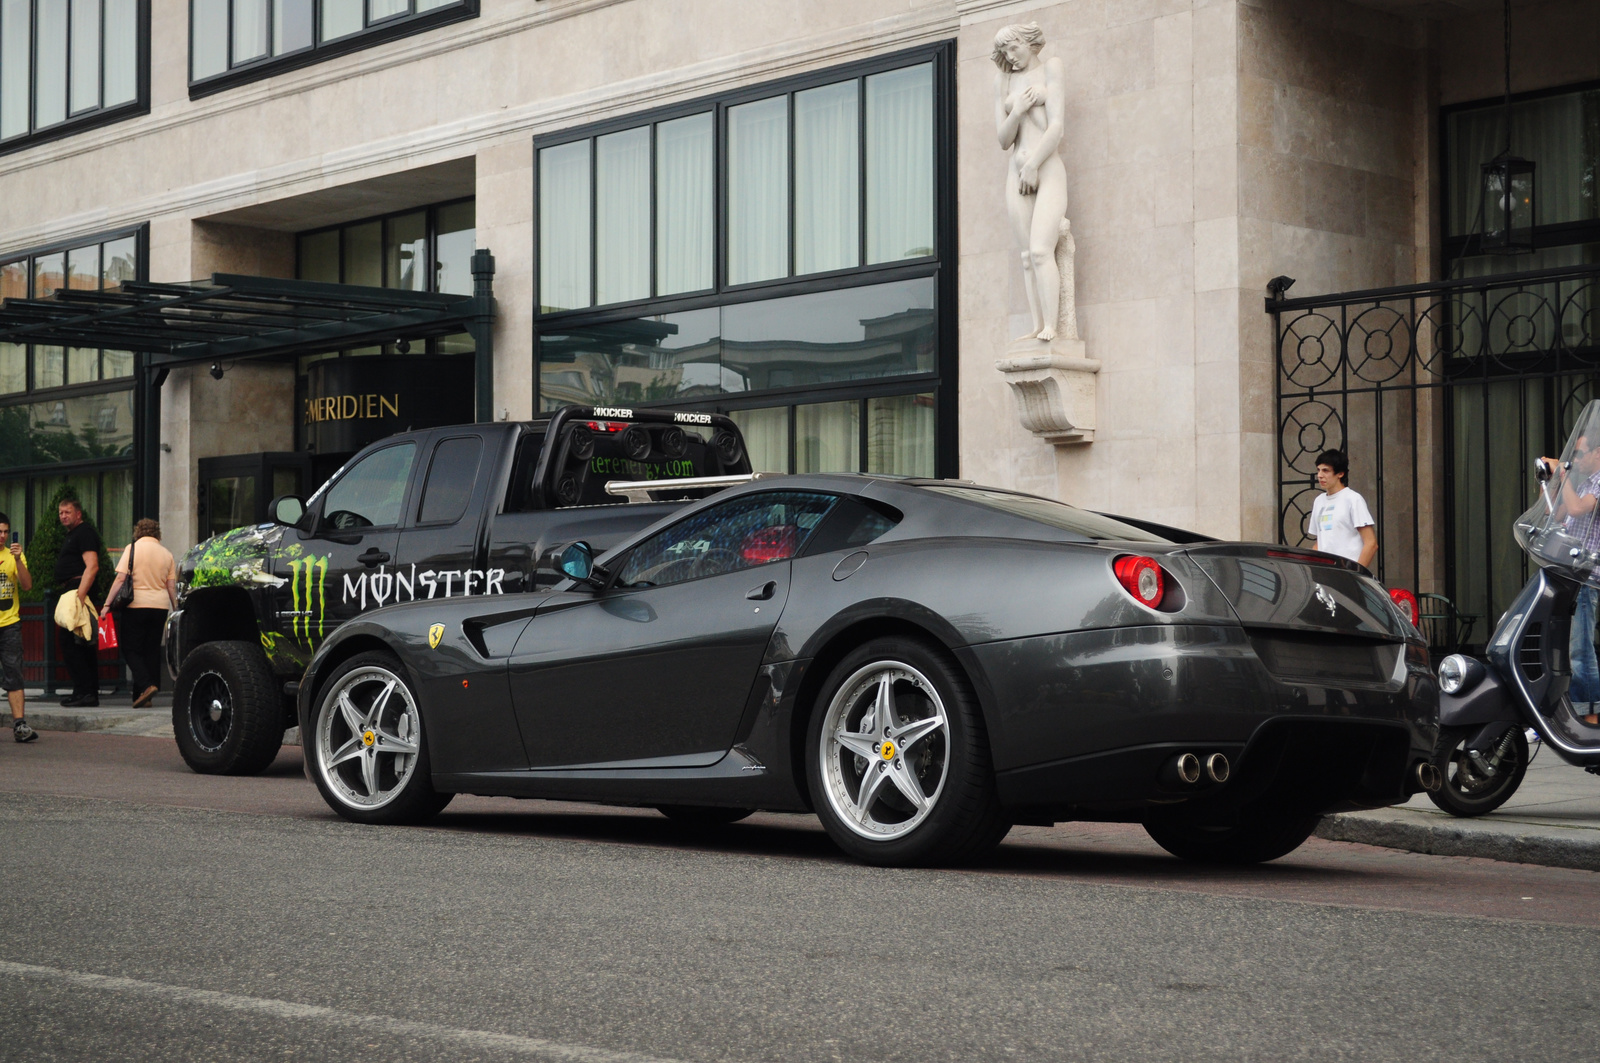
[920,485,1171,543]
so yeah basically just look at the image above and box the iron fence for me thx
[1271,261,1600,651]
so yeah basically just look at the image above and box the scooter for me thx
[1430,403,1600,816]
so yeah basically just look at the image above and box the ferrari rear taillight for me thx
[1113,555,1165,608]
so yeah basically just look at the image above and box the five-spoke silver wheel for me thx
[315,665,421,811]
[819,660,951,840]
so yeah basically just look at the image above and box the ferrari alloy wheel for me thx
[310,652,451,825]
[807,637,1009,866]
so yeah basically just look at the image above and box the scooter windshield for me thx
[1515,399,1600,587]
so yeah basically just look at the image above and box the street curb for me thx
[27,708,154,733]
[1316,813,1600,873]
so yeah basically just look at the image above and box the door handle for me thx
[745,581,777,601]
[357,548,391,567]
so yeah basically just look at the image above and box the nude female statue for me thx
[993,23,1070,343]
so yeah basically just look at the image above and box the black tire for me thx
[307,651,452,825]
[1426,724,1528,817]
[805,636,1010,867]
[656,806,754,825]
[1143,805,1322,865]
[172,640,285,775]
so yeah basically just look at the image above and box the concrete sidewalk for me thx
[1317,740,1600,871]
[18,692,1600,871]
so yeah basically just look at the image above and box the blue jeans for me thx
[1571,586,1600,705]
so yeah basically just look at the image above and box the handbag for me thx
[98,607,119,651]
[107,539,136,611]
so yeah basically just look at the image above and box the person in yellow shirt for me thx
[0,512,38,742]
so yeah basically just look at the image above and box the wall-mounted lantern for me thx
[1481,151,1536,254]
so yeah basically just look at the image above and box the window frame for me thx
[532,42,958,479]
[187,0,476,98]
[0,0,150,157]
[1440,77,1600,264]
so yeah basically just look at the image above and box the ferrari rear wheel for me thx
[309,651,452,825]
[807,637,1009,867]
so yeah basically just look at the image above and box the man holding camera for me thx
[0,512,37,742]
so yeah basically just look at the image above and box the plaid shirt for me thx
[1566,470,1600,552]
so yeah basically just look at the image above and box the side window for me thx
[800,497,902,556]
[321,443,416,530]
[617,492,837,588]
[417,436,483,524]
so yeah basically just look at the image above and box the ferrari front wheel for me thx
[309,651,452,825]
[806,637,1009,867]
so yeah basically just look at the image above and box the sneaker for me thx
[12,719,38,743]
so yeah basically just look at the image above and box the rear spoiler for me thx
[605,472,783,502]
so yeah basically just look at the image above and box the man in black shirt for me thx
[54,499,101,707]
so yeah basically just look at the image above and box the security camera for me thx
[209,362,224,380]
[1266,275,1297,299]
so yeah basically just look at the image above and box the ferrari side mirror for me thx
[559,541,594,581]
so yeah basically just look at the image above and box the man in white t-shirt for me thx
[1307,449,1378,568]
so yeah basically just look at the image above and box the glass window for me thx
[4,390,134,465]
[416,436,481,524]
[537,307,719,409]
[729,406,786,473]
[0,259,23,298]
[595,126,650,306]
[69,0,99,114]
[33,0,66,128]
[434,200,474,295]
[802,496,901,556]
[727,95,788,285]
[369,0,406,22]
[101,236,136,286]
[656,113,712,296]
[33,251,63,296]
[866,64,934,263]
[205,474,254,538]
[539,141,591,312]
[321,442,415,529]
[298,229,339,283]
[33,346,62,389]
[272,0,312,53]
[66,244,97,290]
[385,211,426,291]
[192,0,227,78]
[319,0,360,39]
[796,400,858,474]
[67,347,97,384]
[0,0,29,139]
[101,466,132,543]
[104,0,135,104]
[795,81,859,275]
[0,343,23,394]
[342,220,381,287]
[867,392,934,477]
[1446,89,1600,238]
[233,0,269,63]
[102,349,132,379]
[617,492,837,588]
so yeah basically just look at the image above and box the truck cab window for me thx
[321,443,416,530]
[418,436,483,525]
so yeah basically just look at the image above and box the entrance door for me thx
[271,441,416,647]
[507,490,837,767]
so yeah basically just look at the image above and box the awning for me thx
[0,272,485,367]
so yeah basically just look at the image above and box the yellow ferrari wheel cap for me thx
[880,739,896,760]
[362,730,376,747]
[428,623,445,649]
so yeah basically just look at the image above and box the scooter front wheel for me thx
[1427,725,1529,817]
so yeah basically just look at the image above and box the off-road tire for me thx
[806,636,1010,867]
[308,651,452,825]
[1143,805,1322,865]
[172,640,285,776]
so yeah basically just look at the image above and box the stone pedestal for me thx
[995,337,1100,445]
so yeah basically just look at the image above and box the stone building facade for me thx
[0,0,1595,632]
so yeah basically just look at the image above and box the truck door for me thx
[399,433,500,607]
[274,441,416,647]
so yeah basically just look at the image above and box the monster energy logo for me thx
[288,556,329,641]
[343,564,505,609]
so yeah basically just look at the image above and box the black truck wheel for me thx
[173,641,285,775]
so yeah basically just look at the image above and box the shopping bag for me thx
[98,608,119,651]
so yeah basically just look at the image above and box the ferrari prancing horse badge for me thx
[428,623,445,649]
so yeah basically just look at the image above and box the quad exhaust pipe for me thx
[1161,752,1230,788]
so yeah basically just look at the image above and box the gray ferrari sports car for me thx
[295,474,1438,867]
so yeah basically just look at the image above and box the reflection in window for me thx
[1,390,134,466]
[1,0,139,141]
[0,231,141,395]
[192,0,463,82]
[434,200,475,295]
[384,211,426,291]
[537,277,934,409]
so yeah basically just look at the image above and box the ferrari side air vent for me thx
[1518,622,1544,681]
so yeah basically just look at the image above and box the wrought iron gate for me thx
[1271,262,1600,651]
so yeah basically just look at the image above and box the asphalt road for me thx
[3,734,1598,1062]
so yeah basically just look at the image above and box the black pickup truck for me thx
[165,404,751,775]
